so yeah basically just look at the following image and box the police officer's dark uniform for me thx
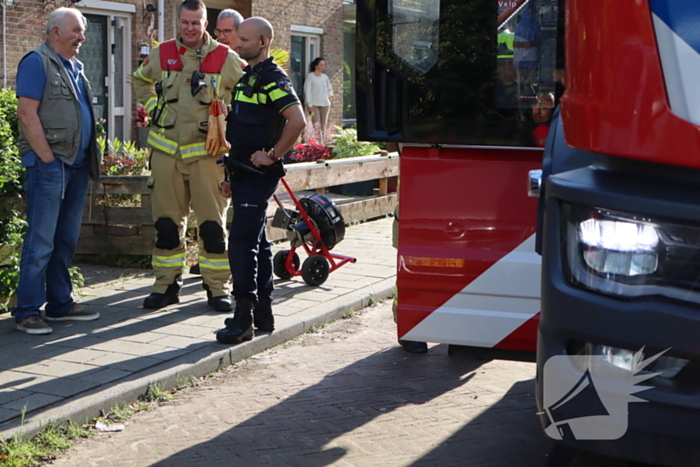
[216,56,299,344]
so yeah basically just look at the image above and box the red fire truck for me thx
[358,0,700,464]
[356,0,558,352]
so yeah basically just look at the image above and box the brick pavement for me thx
[48,300,553,467]
[0,218,396,441]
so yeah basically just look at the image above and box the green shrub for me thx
[330,126,380,159]
[0,88,24,311]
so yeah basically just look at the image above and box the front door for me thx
[82,13,131,142]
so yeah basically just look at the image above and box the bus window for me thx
[357,0,564,147]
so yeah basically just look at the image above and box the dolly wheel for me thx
[301,255,330,286]
[273,250,299,280]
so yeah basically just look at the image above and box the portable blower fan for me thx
[271,178,357,286]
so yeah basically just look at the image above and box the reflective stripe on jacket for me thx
[133,33,244,162]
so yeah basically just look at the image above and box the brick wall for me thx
[0,0,345,137]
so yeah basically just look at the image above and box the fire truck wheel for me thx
[273,250,299,280]
[301,255,330,286]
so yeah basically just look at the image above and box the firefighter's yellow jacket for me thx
[133,33,244,163]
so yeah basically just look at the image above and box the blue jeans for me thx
[12,158,90,323]
[228,173,279,305]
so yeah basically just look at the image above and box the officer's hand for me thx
[250,150,275,168]
[219,181,232,198]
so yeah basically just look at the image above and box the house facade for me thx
[0,0,348,142]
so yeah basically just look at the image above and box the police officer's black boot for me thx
[203,283,233,312]
[143,276,182,309]
[216,299,254,344]
[254,296,275,333]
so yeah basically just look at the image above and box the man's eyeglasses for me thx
[215,28,234,37]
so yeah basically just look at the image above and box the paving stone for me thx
[74,367,132,385]
[2,392,63,412]
[30,377,101,398]
[14,360,98,378]
[0,388,32,405]
[0,407,20,424]
[86,353,164,372]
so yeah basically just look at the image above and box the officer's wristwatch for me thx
[268,148,279,161]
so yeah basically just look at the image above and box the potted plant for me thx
[327,126,382,196]
[289,137,334,163]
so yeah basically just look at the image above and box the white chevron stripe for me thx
[653,13,700,126]
[402,234,541,346]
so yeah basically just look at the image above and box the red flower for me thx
[290,138,333,162]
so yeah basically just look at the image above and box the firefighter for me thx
[216,17,306,345]
[133,0,244,311]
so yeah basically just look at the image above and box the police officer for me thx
[216,17,306,345]
[133,0,244,311]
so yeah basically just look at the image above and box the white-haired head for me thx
[46,7,86,37]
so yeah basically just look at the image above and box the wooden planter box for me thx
[77,154,399,256]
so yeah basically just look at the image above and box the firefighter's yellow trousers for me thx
[150,151,231,297]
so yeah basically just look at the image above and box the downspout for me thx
[157,0,163,43]
[1,0,6,89]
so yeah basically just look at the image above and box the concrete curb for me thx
[0,278,394,441]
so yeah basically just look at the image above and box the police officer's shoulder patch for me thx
[276,78,293,94]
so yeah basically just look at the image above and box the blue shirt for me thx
[16,51,93,168]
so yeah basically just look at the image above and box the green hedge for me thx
[0,88,25,311]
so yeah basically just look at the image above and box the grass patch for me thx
[176,374,200,390]
[341,308,357,320]
[143,383,174,403]
[0,420,92,467]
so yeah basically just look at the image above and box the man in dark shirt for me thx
[216,17,306,345]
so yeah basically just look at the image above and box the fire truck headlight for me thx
[562,204,700,303]
[578,218,659,276]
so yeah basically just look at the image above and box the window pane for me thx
[361,0,564,146]
[291,36,307,100]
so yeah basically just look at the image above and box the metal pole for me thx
[1,0,6,89]
[157,0,164,43]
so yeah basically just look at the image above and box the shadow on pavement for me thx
[147,345,550,466]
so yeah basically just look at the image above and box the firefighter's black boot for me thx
[216,299,254,344]
[203,284,233,312]
[143,277,181,309]
[253,297,275,333]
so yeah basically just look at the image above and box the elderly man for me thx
[13,7,102,334]
[215,9,244,48]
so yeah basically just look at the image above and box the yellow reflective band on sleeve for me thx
[268,88,288,101]
[144,97,157,113]
[152,253,186,268]
[198,256,230,270]
[134,68,154,83]
[148,130,178,154]
[180,142,208,159]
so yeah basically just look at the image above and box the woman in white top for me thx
[304,57,333,143]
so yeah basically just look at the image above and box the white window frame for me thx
[77,3,133,143]
[290,26,323,104]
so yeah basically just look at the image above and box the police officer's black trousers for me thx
[228,172,280,306]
